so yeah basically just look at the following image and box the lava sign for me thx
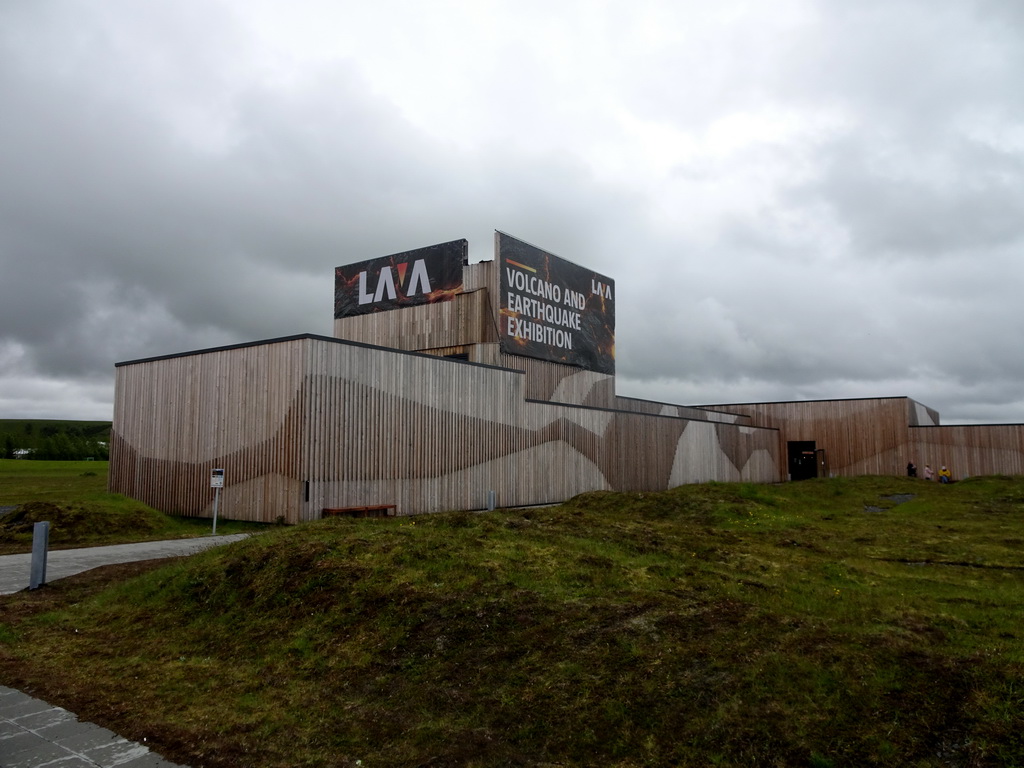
[334,240,467,318]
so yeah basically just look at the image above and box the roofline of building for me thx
[114,332,524,374]
[696,395,917,408]
[614,394,751,419]
[910,422,1024,429]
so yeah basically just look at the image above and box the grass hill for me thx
[1,475,1023,767]
[0,459,266,554]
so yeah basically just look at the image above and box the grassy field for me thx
[0,459,266,553]
[1,473,1022,766]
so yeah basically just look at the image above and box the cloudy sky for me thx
[2,0,1022,424]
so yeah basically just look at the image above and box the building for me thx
[109,233,1024,523]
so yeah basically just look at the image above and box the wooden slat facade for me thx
[910,424,1024,480]
[109,338,309,522]
[614,396,752,425]
[708,398,915,478]
[706,397,1024,480]
[332,288,497,351]
[110,335,782,522]
[499,354,615,408]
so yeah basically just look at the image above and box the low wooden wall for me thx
[110,335,782,522]
[709,398,1024,480]
[708,397,914,477]
[332,289,497,350]
[909,424,1024,480]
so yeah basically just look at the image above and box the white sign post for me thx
[210,468,224,535]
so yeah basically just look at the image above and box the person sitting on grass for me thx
[939,465,952,484]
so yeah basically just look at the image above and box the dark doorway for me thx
[788,441,818,481]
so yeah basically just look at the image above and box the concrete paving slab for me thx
[0,533,251,595]
[0,686,188,768]
[12,706,75,731]
[24,757,96,768]
[81,736,151,766]
[0,695,52,721]
[35,719,110,743]
[118,755,185,768]
[50,724,123,753]
[4,739,71,767]
[1,731,42,759]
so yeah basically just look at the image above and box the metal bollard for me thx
[30,521,50,590]
[487,490,497,511]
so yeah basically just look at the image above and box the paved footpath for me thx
[1,534,252,766]
[0,534,251,596]
[0,686,187,767]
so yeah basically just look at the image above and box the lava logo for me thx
[358,259,432,305]
[591,279,612,300]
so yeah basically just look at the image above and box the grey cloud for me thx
[2,0,1024,425]
[0,3,647,386]
[787,135,1024,257]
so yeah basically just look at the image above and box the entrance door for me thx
[788,441,818,481]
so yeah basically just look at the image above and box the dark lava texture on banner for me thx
[498,232,615,374]
[335,239,467,318]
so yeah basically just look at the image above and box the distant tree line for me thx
[1,422,111,460]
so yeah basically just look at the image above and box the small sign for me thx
[211,468,225,488]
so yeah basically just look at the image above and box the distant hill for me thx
[0,419,112,460]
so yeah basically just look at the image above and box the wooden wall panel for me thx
[463,260,494,293]
[332,289,497,351]
[709,398,913,478]
[614,396,751,425]
[301,338,531,519]
[696,398,1024,481]
[111,336,782,523]
[909,425,1024,479]
[497,354,615,407]
[109,340,309,522]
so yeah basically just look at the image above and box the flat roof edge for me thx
[700,395,917,408]
[615,394,748,419]
[525,397,779,430]
[911,422,1024,429]
[114,333,525,375]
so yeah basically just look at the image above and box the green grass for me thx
[0,458,114,505]
[0,459,267,553]
[1,475,1023,767]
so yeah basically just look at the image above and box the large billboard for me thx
[334,239,467,318]
[497,232,615,374]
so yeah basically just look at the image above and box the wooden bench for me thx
[322,505,396,519]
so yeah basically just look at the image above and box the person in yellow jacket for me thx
[938,465,952,484]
